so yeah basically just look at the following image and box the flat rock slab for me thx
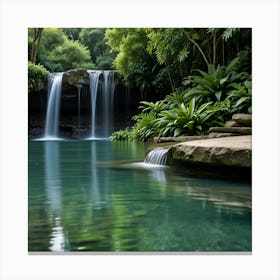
[180,135,252,149]
[209,126,252,135]
[154,135,209,143]
[167,135,251,168]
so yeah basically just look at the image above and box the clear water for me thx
[28,140,251,252]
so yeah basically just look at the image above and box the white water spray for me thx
[144,147,168,166]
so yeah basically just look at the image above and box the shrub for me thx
[109,129,133,141]
[132,113,159,141]
[28,62,49,93]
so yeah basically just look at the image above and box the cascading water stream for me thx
[89,71,101,139]
[144,147,168,166]
[89,70,115,139]
[41,70,116,141]
[102,71,115,138]
[127,147,168,184]
[44,73,63,140]
[77,86,81,138]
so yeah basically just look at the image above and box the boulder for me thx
[167,135,251,168]
[63,69,90,87]
[232,114,252,126]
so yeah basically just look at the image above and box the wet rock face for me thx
[63,69,89,87]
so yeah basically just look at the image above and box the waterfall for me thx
[144,147,168,166]
[77,86,81,137]
[40,70,115,140]
[102,71,115,137]
[89,71,101,138]
[44,73,63,139]
[89,70,115,139]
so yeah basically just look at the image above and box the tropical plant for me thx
[132,113,159,141]
[165,90,187,109]
[139,100,167,115]
[204,99,232,127]
[183,58,250,105]
[227,80,252,113]
[154,98,215,137]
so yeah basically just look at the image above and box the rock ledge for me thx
[167,135,251,168]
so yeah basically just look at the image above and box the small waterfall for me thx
[44,73,63,139]
[144,147,168,166]
[89,70,115,139]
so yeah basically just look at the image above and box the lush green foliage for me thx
[28,28,117,72]
[48,40,95,71]
[28,62,49,93]
[109,129,133,141]
[183,58,251,104]
[105,28,171,96]
[79,28,116,69]
[105,27,251,98]
[110,56,251,141]
[28,28,251,140]
[227,80,252,113]
[154,99,216,137]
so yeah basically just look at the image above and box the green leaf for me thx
[244,80,252,88]
[215,91,222,101]
[235,97,249,107]
[174,128,181,137]
[220,77,228,85]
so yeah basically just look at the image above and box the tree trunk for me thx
[213,31,217,68]
[165,62,175,92]
[183,30,210,67]
[31,28,43,64]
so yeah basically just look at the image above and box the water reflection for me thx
[28,140,252,252]
[127,162,167,184]
[90,141,112,209]
[90,141,100,208]
[44,141,68,251]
